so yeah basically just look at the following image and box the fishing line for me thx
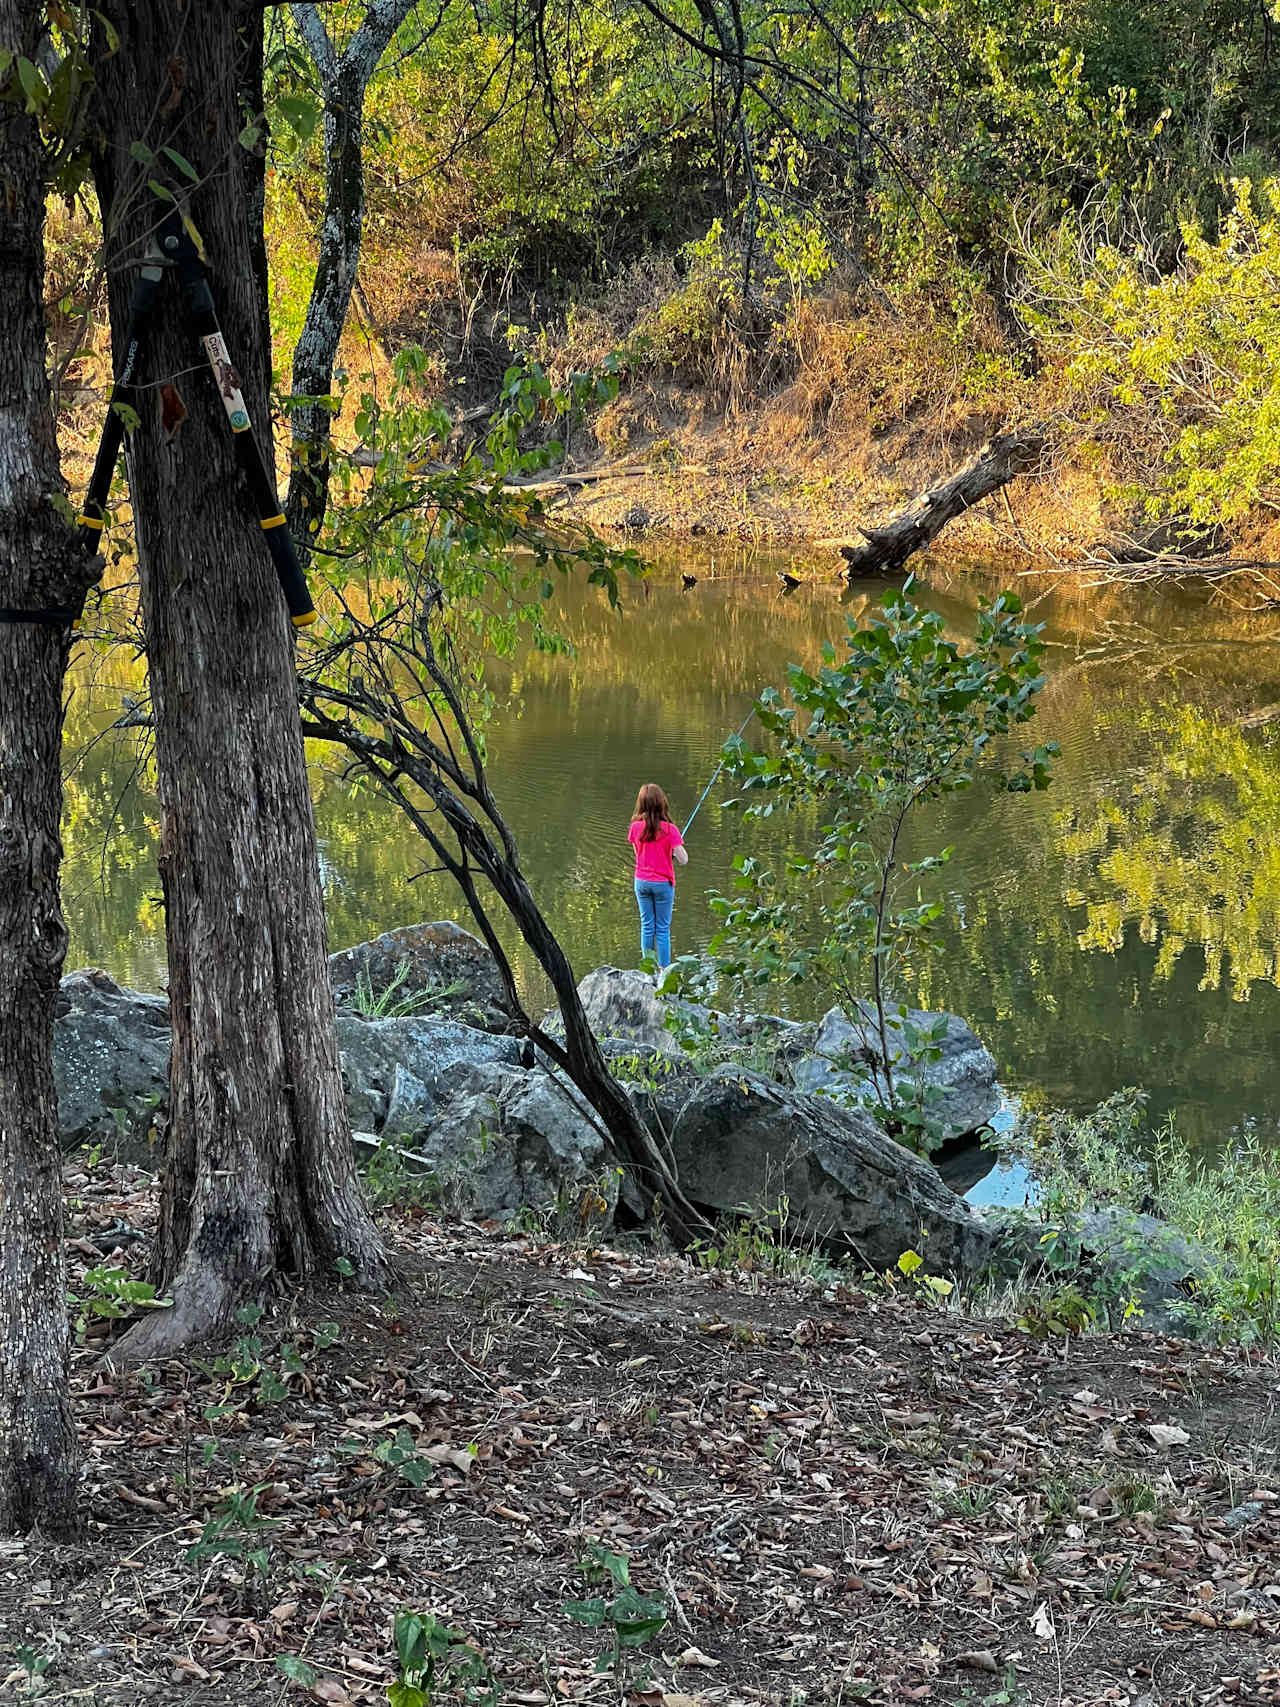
[682,705,757,838]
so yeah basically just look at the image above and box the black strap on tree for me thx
[3,202,316,631]
[0,603,82,625]
[0,269,152,624]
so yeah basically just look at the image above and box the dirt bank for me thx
[10,1157,1280,1706]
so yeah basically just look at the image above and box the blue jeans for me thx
[634,879,675,968]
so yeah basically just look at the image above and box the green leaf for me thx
[616,1615,668,1646]
[276,93,320,142]
[147,178,174,202]
[92,10,120,55]
[561,1597,610,1628]
[585,1544,631,1587]
[394,1610,430,1675]
[161,144,200,182]
[17,56,47,111]
[274,1655,319,1687]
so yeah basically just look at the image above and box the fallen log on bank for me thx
[839,428,1046,578]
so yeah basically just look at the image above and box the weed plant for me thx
[351,958,467,1020]
[561,1545,667,1700]
[998,1088,1280,1345]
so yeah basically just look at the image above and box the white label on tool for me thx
[201,332,251,432]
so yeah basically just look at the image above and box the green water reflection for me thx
[62,549,1280,1149]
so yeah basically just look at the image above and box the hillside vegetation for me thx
[43,0,1280,568]
[260,0,1280,562]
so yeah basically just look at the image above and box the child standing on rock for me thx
[628,783,687,971]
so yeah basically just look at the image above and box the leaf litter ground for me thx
[5,1160,1280,1706]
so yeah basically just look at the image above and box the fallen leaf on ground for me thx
[952,1650,999,1673]
[1148,1422,1191,1448]
[312,1682,351,1706]
[678,1648,720,1668]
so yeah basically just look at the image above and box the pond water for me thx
[62,548,1280,1156]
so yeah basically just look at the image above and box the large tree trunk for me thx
[92,2,392,1361]
[839,429,1046,577]
[0,0,88,1532]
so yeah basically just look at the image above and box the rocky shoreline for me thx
[54,921,1205,1327]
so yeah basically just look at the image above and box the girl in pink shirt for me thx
[628,782,688,969]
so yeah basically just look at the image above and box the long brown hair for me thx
[632,782,672,843]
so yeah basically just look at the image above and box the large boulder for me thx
[570,967,670,1051]
[649,1066,993,1273]
[355,1060,616,1228]
[53,970,170,1162]
[791,1004,1002,1142]
[329,922,512,1032]
[50,969,525,1167]
[335,1013,523,1134]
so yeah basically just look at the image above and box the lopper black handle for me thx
[260,510,318,628]
[71,264,166,622]
[160,210,317,629]
[231,431,317,627]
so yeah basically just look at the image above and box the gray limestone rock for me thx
[566,966,672,1052]
[648,1065,993,1273]
[335,1013,522,1135]
[1076,1208,1210,1333]
[791,1004,1002,1141]
[53,970,171,1163]
[978,1205,1213,1334]
[562,967,811,1072]
[51,960,999,1272]
[329,921,513,1032]
[357,1062,615,1227]
[1223,1501,1265,1534]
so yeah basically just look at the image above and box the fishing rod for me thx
[682,705,757,838]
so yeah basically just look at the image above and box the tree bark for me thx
[839,429,1046,578]
[91,2,392,1361]
[0,0,91,1532]
[287,2,416,551]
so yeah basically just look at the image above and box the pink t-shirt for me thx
[629,818,684,884]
